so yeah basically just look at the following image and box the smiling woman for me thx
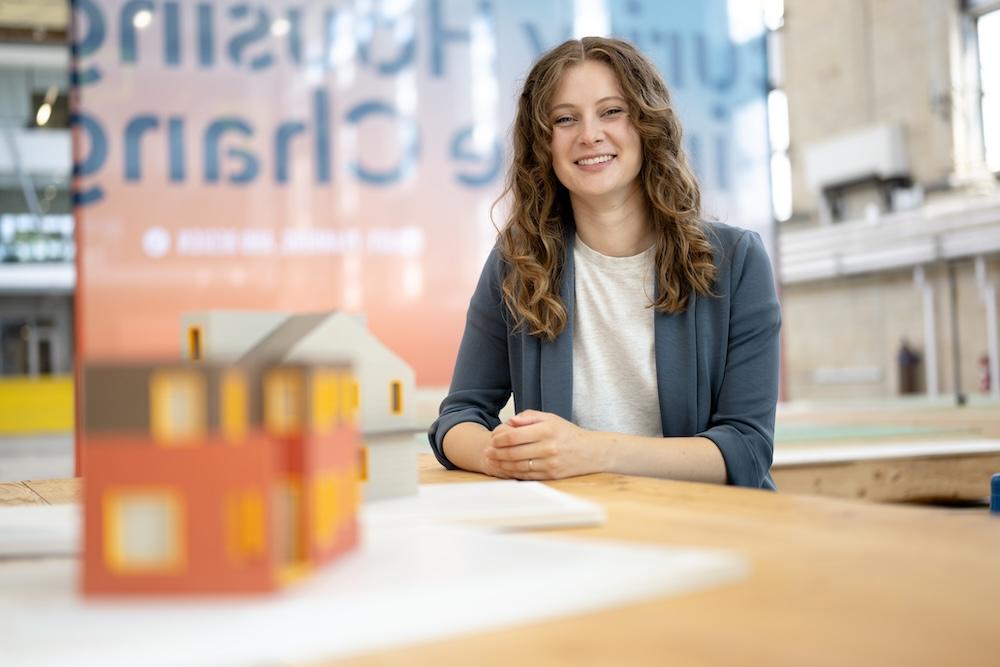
[428,37,782,490]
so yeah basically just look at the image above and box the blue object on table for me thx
[992,474,1000,514]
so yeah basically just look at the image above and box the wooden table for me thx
[3,454,999,666]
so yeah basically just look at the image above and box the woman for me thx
[428,37,781,489]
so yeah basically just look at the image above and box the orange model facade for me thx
[81,360,361,596]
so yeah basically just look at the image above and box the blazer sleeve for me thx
[427,248,513,469]
[698,231,781,488]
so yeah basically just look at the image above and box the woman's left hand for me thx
[484,410,609,479]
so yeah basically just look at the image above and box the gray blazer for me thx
[428,222,781,489]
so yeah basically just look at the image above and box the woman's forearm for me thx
[442,422,494,474]
[595,432,727,483]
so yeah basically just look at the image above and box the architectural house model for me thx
[81,360,361,596]
[181,311,419,500]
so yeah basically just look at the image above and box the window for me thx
[390,379,404,415]
[187,326,202,361]
[149,370,206,444]
[310,370,340,433]
[312,473,339,548]
[340,374,359,423]
[357,446,368,482]
[978,9,1000,171]
[765,1,792,221]
[103,489,185,574]
[264,368,303,436]
[226,489,265,561]
[220,370,248,442]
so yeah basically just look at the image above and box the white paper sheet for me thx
[0,522,746,667]
[0,481,602,559]
[0,504,79,558]
[364,480,606,529]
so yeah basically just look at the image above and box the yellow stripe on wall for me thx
[0,375,74,434]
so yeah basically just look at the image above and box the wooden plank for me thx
[771,453,1000,502]
[23,478,80,504]
[0,481,45,505]
[774,438,1000,465]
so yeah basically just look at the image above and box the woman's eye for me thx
[603,107,624,117]
[553,116,574,125]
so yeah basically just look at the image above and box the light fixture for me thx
[36,103,52,126]
[271,18,291,36]
[35,86,59,127]
[133,9,153,29]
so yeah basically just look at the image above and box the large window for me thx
[979,9,1000,172]
[764,0,792,221]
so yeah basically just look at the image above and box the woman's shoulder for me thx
[701,220,757,253]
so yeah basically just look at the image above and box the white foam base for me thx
[0,521,745,667]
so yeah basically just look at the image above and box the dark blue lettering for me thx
[694,34,737,93]
[286,9,303,65]
[429,0,492,77]
[120,0,154,63]
[450,127,501,187]
[346,101,419,185]
[71,111,107,205]
[314,89,331,183]
[72,0,105,86]
[124,115,158,181]
[358,11,416,76]
[204,119,258,184]
[197,3,215,67]
[164,1,181,66]
[274,121,306,183]
[228,5,274,71]
[168,117,185,182]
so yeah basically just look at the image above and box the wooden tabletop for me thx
[3,454,999,666]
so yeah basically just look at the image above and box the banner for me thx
[72,0,771,385]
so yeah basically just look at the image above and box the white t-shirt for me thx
[571,234,663,437]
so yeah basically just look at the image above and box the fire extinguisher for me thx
[980,354,992,393]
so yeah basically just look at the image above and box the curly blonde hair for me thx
[497,37,716,340]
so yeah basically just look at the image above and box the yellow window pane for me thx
[103,489,185,574]
[390,380,404,415]
[310,370,339,433]
[150,370,206,445]
[358,446,368,482]
[312,474,338,547]
[339,375,359,423]
[221,370,248,442]
[264,369,303,436]
[226,489,265,559]
[187,326,203,361]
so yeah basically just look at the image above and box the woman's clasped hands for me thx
[483,410,610,480]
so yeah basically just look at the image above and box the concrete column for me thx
[975,256,1000,399]
[913,265,940,396]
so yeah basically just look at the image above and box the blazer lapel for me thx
[654,293,700,437]
[539,231,575,420]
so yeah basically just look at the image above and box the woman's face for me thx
[547,60,643,204]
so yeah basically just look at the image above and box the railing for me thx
[779,194,1000,283]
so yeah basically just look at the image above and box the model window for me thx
[187,326,203,361]
[226,489,264,560]
[357,446,369,482]
[310,370,340,433]
[312,473,338,547]
[150,370,206,444]
[340,375,360,422]
[221,370,248,442]
[104,489,184,573]
[264,368,303,436]
[390,380,404,415]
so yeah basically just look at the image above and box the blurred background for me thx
[1,0,998,500]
